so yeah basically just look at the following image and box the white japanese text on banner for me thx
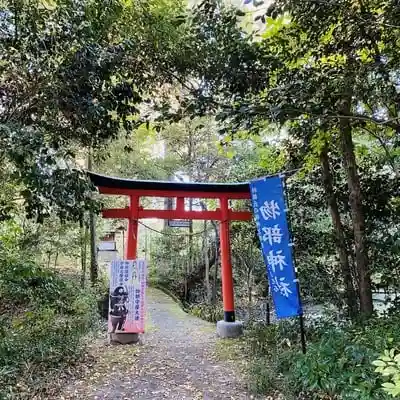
[250,176,303,319]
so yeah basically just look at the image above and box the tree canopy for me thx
[0,0,187,221]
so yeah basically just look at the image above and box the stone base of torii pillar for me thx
[216,320,243,338]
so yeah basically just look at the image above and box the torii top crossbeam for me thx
[89,172,252,221]
[89,172,253,323]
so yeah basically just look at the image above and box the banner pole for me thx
[265,277,271,325]
[281,175,307,354]
[299,313,306,354]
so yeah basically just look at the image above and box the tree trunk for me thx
[184,236,188,302]
[53,231,61,267]
[184,259,190,302]
[184,270,188,301]
[88,150,98,285]
[320,145,358,317]
[80,216,87,288]
[185,240,218,298]
[203,220,212,303]
[199,201,218,304]
[54,251,59,268]
[212,240,219,304]
[339,100,373,316]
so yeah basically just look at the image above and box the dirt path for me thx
[60,288,254,400]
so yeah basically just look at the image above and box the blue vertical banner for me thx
[250,175,303,319]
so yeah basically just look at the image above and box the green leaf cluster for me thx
[373,349,400,397]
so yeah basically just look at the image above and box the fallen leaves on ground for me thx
[54,289,273,400]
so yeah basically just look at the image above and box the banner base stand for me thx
[216,320,243,338]
[109,332,140,345]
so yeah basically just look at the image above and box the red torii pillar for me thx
[126,195,139,260]
[219,196,235,322]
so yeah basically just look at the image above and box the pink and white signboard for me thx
[108,259,147,334]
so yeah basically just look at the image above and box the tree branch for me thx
[280,107,400,130]
[361,126,399,177]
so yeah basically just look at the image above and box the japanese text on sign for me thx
[250,176,302,319]
[109,259,147,333]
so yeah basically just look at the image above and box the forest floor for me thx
[57,288,258,400]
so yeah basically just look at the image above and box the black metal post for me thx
[266,276,271,325]
[281,175,306,354]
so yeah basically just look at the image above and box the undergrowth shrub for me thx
[0,256,71,310]
[245,316,400,399]
[189,302,224,323]
[244,321,300,397]
[94,269,112,319]
[373,348,400,397]
[0,256,98,399]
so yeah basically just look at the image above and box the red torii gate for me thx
[89,172,252,324]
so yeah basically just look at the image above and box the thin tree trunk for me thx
[320,145,358,317]
[248,274,252,305]
[53,231,61,267]
[88,150,98,285]
[89,204,97,283]
[163,139,173,230]
[198,201,217,304]
[184,261,188,302]
[184,235,189,302]
[54,251,59,268]
[212,239,219,304]
[339,99,373,316]
[80,217,87,288]
[198,202,220,305]
[203,221,211,303]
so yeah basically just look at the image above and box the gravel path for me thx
[59,288,254,400]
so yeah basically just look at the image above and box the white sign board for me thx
[98,250,118,263]
[98,241,116,251]
[168,220,191,228]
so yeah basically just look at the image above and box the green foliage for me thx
[245,317,400,399]
[373,349,400,397]
[290,334,378,398]
[244,322,301,396]
[180,0,400,317]
[0,238,98,398]
[0,0,188,222]
[0,257,65,307]
[0,302,97,398]
[189,302,223,323]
